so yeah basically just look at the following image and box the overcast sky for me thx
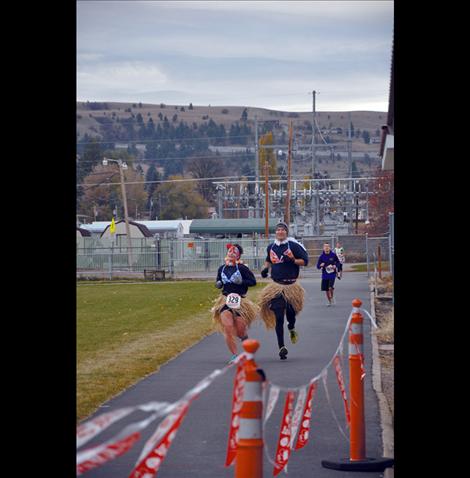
[77,1,393,112]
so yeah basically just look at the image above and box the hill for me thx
[76,101,386,153]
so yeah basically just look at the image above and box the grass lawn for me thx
[77,280,266,421]
[349,262,390,272]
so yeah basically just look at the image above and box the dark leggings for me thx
[270,295,296,348]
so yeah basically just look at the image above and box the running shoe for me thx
[289,329,298,344]
[228,353,239,364]
[326,301,332,306]
[239,335,249,342]
[279,346,288,360]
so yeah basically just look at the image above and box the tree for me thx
[189,103,193,110]
[172,114,178,123]
[362,130,370,144]
[367,168,394,234]
[154,176,209,219]
[77,162,146,221]
[259,132,277,177]
[241,108,248,122]
[186,155,226,202]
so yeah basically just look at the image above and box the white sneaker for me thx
[331,297,336,305]
[326,301,332,306]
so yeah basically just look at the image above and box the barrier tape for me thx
[333,355,351,426]
[321,370,349,442]
[294,382,317,450]
[129,401,190,478]
[224,363,246,467]
[290,387,307,451]
[77,353,247,475]
[273,391,295,476]
[264,385,280,425]
[77,409,169,475]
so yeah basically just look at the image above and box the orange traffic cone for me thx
[235,339,265,478]
[322,299,394,472]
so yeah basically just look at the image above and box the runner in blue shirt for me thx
[316,242,341,306]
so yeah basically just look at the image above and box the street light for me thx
[102,157,133,269]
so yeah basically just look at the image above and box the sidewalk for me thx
[79,273,390,477]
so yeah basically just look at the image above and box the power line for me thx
[76,135,255,145]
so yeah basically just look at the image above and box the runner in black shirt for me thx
[211,244,258,363]
[258,222,309,360]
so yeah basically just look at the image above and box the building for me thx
[76,227,91,238]
[79,219,190,239]
[380,40,394,171]
[100,220,153,240]
[189,218,281,238]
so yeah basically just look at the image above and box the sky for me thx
[77,1,393,112]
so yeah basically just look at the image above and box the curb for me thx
[370,286,394,474]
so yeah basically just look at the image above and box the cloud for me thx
[77,61,168,99]
[77,1,393,110]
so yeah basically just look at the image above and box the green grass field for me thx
[349,262,390,272]
[77,281,266,421]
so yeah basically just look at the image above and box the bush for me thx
[221,108,229,114]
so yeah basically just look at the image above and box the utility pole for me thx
[347,112,353,233]
[118,162,133,269]
[285,122,293,226]
[264,160,269,238]
[311,90,316,178]
[103,158,133,269]
[254,115,259,218]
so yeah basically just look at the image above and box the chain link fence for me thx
[77,234,391,279]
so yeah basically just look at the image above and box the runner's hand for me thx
[215,280,223,289]
[283,249,295,261]
[261,267,269,278]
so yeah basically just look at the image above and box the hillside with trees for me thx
[76,101,386,222]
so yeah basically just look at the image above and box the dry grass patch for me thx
[375,307,394,344]
[77,281,267,421]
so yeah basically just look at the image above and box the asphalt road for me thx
[80,272,386,478]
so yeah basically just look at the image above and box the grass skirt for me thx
[211,294,259,333]
[258,282,305,329]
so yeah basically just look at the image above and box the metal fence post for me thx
[388,212,394,279]
[365,233,369,278]
[109,243,114,280]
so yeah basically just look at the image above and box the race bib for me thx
[326,265,336,274]
[226,293,241,309]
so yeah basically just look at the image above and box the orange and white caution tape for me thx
[294,382,317,450]
[273,390,295,476]
[321,370,349,443]
[225,363,246,467]
[333,355,351,426]
[289,386,307,452]
[77,351,250,476]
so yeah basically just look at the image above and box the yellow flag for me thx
[110,217,116,234]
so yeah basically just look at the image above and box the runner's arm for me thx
[241,265,257,287]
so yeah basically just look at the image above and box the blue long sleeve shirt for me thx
[316,251,340,279]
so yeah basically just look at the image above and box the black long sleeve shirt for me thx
[265,240,309,283]
[216,263,257,296]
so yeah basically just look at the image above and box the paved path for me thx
[81,272,385,477]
